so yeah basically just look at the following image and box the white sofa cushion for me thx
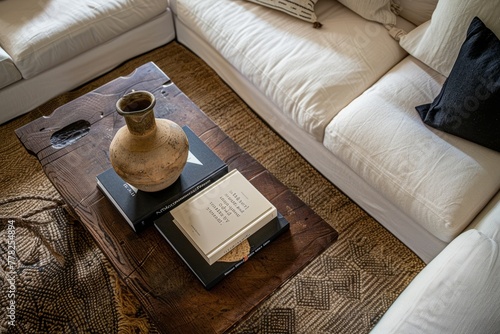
[370,229,500,334]
[0,0,168,79]
[399,0,500,77]
[174,0,410,141]
[0,47,21,90]
[324,56,500,243]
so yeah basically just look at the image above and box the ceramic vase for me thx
[109,90,189,192]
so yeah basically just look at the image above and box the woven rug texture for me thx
[0,41,424,333]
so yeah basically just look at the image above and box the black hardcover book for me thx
[96,126,228,232]
[154,212,290,290]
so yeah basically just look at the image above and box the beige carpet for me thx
[0,41,424,333]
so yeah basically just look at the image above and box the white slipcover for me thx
[0,47,21,89]
[175,0,410,141]
[370,229,500,333]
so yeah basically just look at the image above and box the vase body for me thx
[109,90,189,192]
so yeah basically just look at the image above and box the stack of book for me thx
[97,126,289,289]
[96,126,228,232]
[155,169,289,289]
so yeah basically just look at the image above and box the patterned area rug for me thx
[0,41,424,333]
[0,119,152,333]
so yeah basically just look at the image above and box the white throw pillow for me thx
[399,0,500,77]
[337,0,396,25]
[243,0,319,23]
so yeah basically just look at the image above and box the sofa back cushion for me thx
[0,0,168,79]
[415,17,500,152]
[394,0,438,26]
[337,0,396,25]
[394,0,437,26]
[175,0,409,141]
[336,0,438,27]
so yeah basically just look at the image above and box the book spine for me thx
[138,165,228,230]
[172,217,213,265]
[155,224,208,286]
[205,207,278,265]
[155,213,290,290]
[172,206,278,265]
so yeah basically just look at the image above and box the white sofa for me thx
[371,197,500,333]
[170,0,500,264]
[168,1,500,331]
[0,0,175,125]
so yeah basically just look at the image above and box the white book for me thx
[169,169,277,265]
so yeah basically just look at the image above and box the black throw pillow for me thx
[416,17,500,152]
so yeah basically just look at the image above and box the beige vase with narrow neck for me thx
[109,90,189,192]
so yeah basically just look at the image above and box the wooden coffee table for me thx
[15,62,338,333]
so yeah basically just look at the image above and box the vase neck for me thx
[116,91,157,136]
[123,110,156,136]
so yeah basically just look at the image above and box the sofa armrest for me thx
[370,229,500,334]
[0,46,22,89]
[468,190,500,243]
